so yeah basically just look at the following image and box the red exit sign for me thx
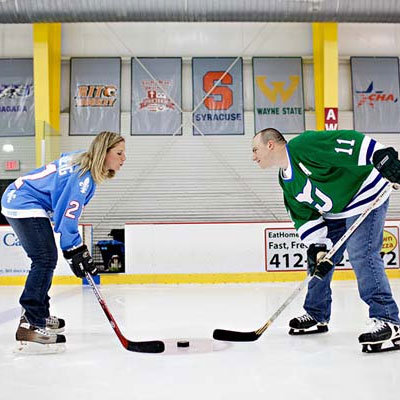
[4,160,20,171]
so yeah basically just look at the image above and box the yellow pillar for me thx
[312,23,338,131]
[33,23,61,167]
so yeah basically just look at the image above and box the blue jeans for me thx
[6,217,58,328]
[304,199,400,325]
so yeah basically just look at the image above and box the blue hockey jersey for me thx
[1,152,96,250]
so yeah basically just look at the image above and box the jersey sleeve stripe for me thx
[358,136,376,166]
[366,139,376,165]
[299,220,327,243]
[353,173,382,198]
[342,181,389,212]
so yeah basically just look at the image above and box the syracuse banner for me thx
[69,57,121,135]
[192,57,244,135]
[131,58,182,135]
[351,57,400,133]
[0,58,34,137]
[253,57,305,134]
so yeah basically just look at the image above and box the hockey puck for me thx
[177,340,190,348]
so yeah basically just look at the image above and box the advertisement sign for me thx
[131,58,182,135]
[351,57,400,133]
[325,107,338,130]
[265,222,399,272]
[0,225,86,276]
[192,57,244,135]
[70,57,121,135]
[253,57,304,134]
[0,59,34,137]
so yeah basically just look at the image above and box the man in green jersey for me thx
[253,127,400,353]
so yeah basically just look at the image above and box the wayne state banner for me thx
[0,59,34,137]
[253,57,304,134]
[351,57,400,133]
[131,58,182,135]
[192,58,244,135]
[70,58,121,135]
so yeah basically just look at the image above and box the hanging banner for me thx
[253,57,305,134]
[0,59,34,137]
[131,58,182,135]
[192,57,244,135]
[69,57,121,135]
[351,57,400,133]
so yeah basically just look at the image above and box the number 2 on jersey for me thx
[65,201,80,219]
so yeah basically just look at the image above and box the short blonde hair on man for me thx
[74,131,125,184]
[256,128,287,145]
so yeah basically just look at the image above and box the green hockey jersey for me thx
[279,130,390,244]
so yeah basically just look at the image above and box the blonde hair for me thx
[73,131,125,184]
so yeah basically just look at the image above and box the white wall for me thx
[2,22,400,257]
[125,220,400,274]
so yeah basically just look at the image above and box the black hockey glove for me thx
[63,244,98,278]
[373,147,400,184]
[307,243,333,280]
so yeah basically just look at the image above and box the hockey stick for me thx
[213,183,394,342]
[85,272,165,353]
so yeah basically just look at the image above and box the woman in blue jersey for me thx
[1,131,126,354]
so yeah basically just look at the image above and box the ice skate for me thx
[288,313,328,335]
[14,315,66,355]
[358,319,400,353]
[45,315,66,333]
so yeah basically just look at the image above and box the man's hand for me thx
[373,147,400,184]
[307,243,333,280]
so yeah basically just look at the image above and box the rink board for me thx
[0,224,92,283]
[121,220,400,283]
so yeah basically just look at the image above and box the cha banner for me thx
[131,58,182,135]
[253,57,304,134]
[0,59,34,137]
[351,57,400,133]
[70,58,121,135]
[192,57,244,135]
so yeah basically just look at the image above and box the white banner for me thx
[351,57,400,133]
[253,57,305,134]
[125,220,400,275]
[0,58,35,137]
[265,222,399,272]
[131,58,182,135]
[69,57,121,135]
[0,225,90,276]
[192,57,244,135]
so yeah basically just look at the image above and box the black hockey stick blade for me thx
[213,329,260,342]
[127,340,165,353]
[85,272,165,354]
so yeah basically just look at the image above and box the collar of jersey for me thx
[280,144,294,182]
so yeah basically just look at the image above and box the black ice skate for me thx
[358,319,400,353]
[45,315,66,333]
[288,313,328,335]
[15,315,66,354]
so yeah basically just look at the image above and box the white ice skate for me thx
[358,319,400,353]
